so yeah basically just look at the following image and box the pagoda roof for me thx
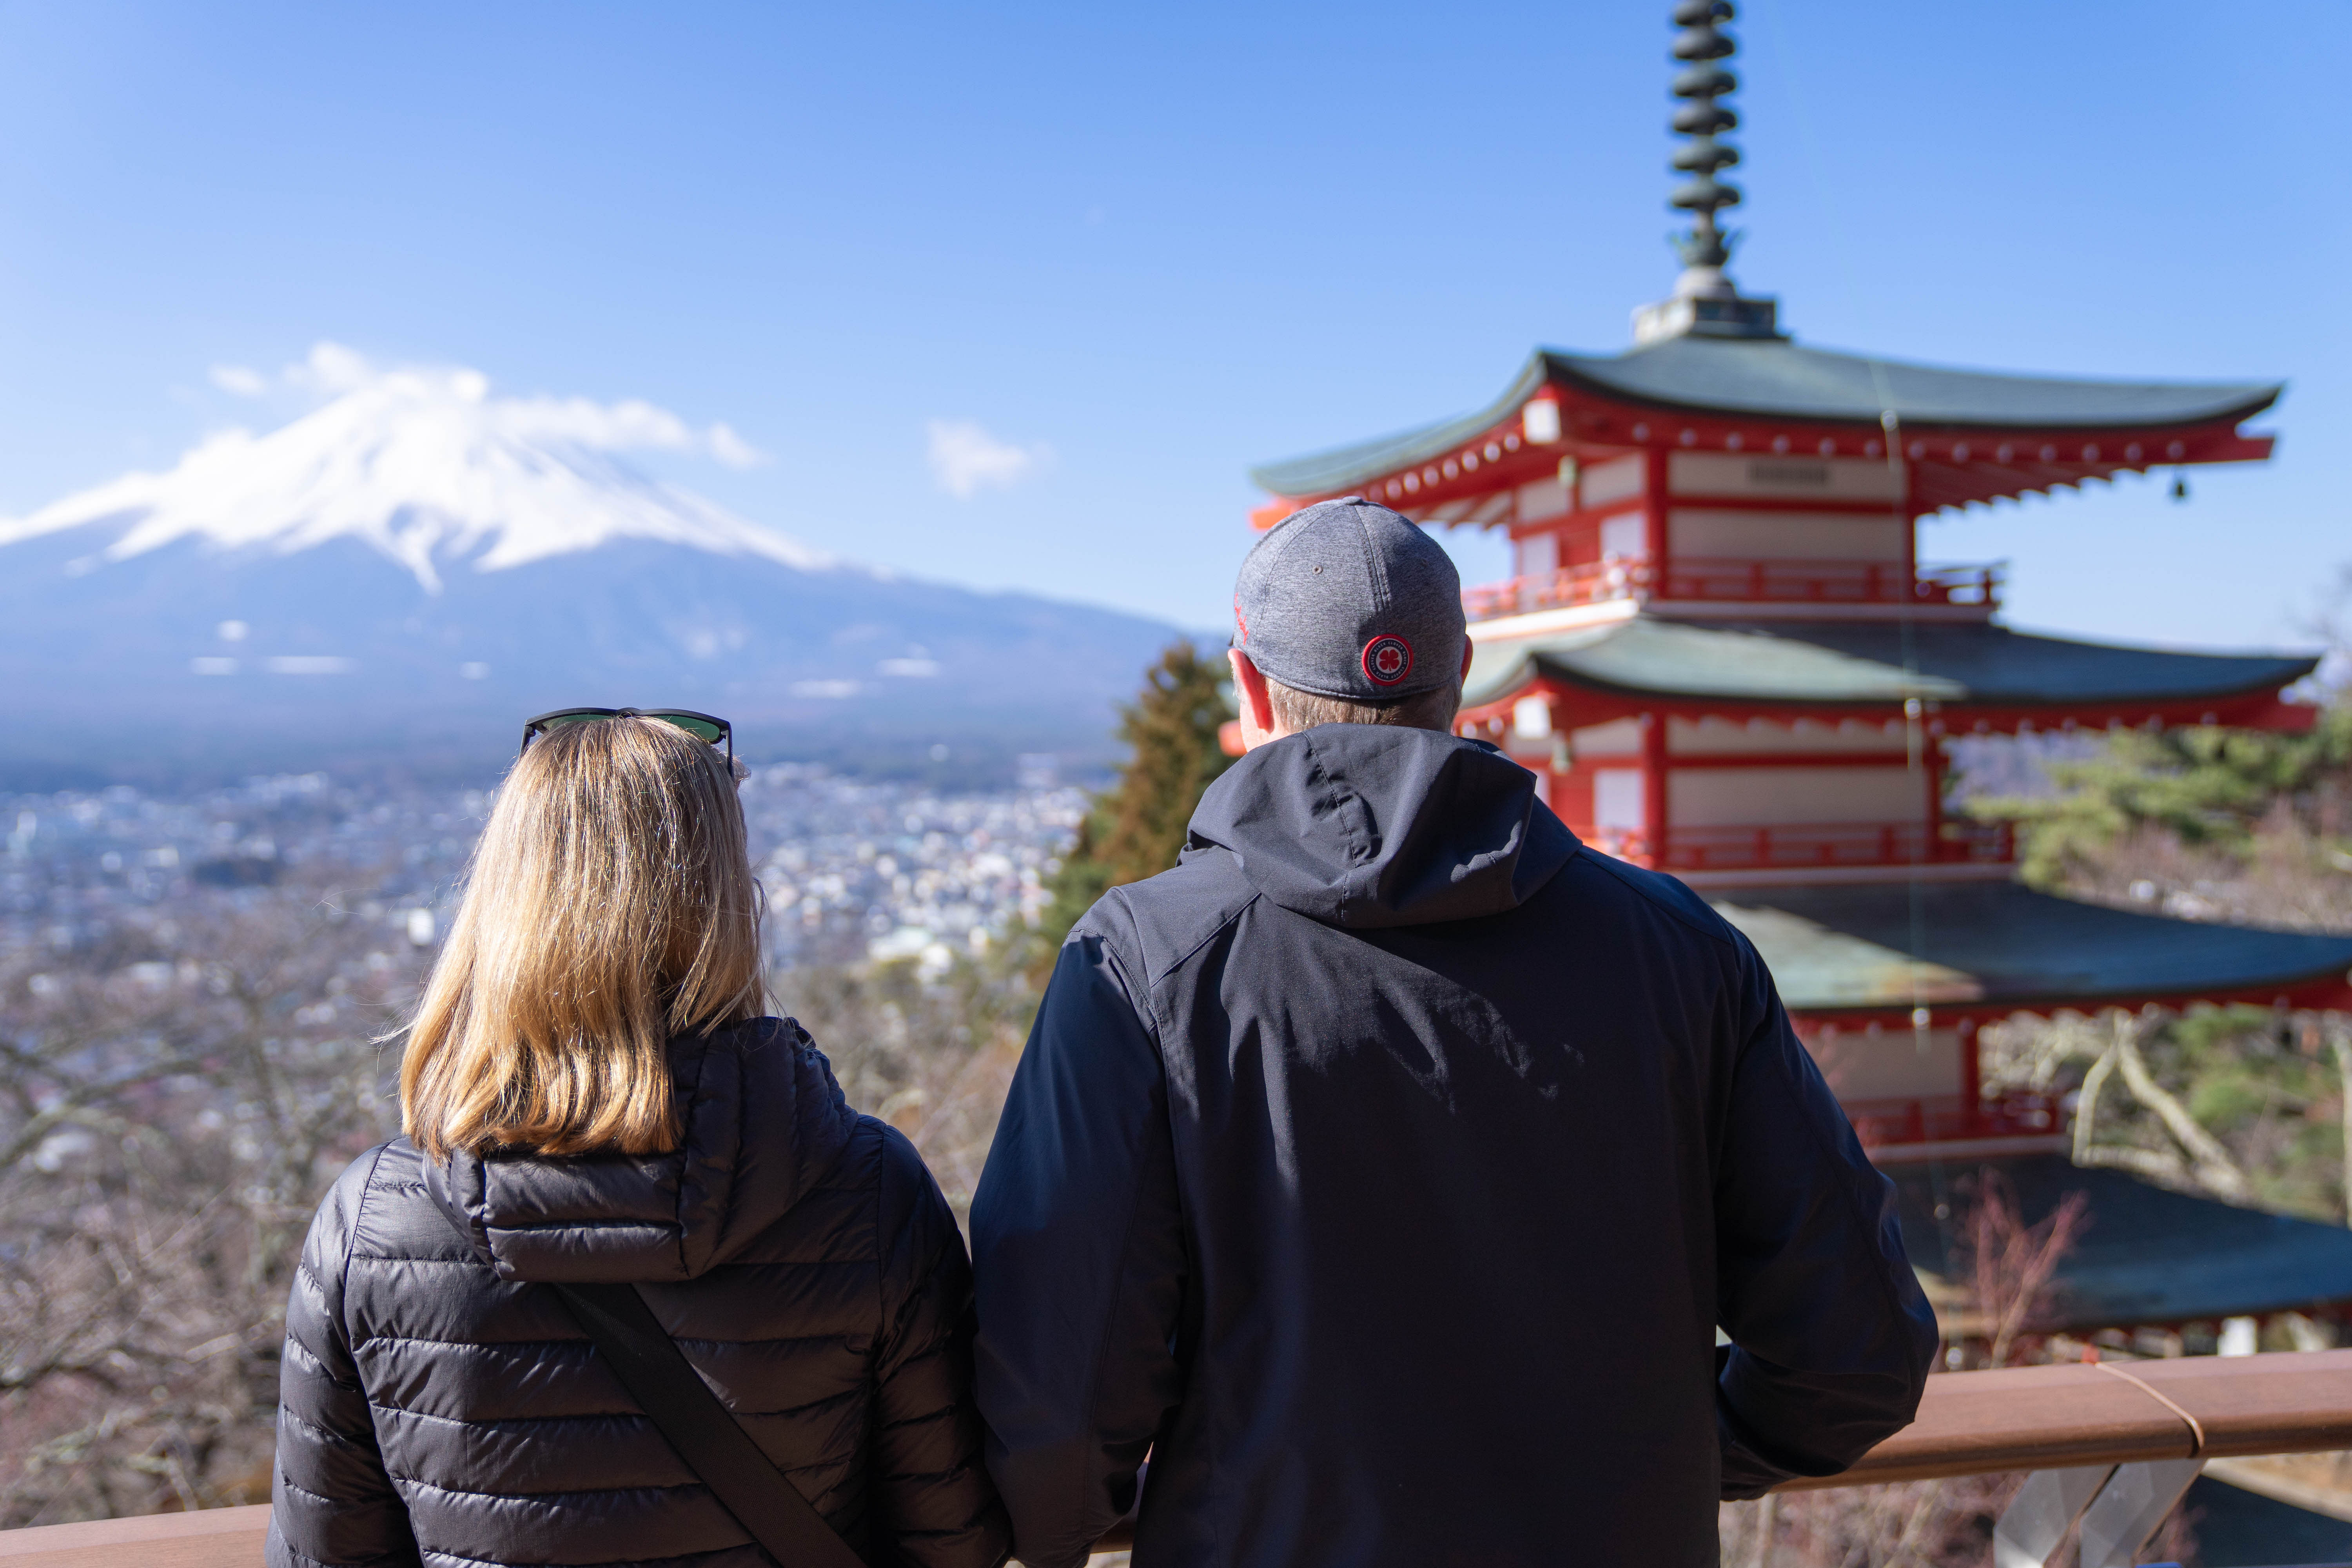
[1464,617,2316,718]
[1710,880,2352,1016]
[1890,1154,2352,1330]
[1250,339,2281,500]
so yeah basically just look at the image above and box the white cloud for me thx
[708,423,763,470]
[287,341,375,397]
[209,364,269,398]
[494,394,767,468]
[927,419,1049,500]
[196,340,768,468]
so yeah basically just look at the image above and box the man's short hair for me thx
[1266,675,1460,735]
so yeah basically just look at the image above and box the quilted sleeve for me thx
[266,1145,421,1568]
[867,1124,1012,1568]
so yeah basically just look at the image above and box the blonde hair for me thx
[401,716,766,1160]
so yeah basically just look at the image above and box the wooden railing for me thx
[1661,820,2014,873]
[1843,1091,2064,1150]
[1588,820,2015,873]
[1461,558,1649,619]
[7,1351,2352,1565]
[1460,558,2004,621]
[1786,1349,2352,1490]
[1662,557,2003,609]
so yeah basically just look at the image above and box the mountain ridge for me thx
[0,355,1185,786]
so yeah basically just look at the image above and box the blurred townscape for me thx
[1,764,1087,980]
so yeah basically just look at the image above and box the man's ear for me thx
[1228,649,1276,746]
[1459,638,1475,682]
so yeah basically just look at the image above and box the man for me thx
[970,497,1937,1566]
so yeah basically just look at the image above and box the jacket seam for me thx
[870,1119,888,1448]
[341,1143,397,1357]
[387,1472,709,1501]
[671,1041,711,1279]
[1738,994,1922,1397]
[1583,848,1738,948]
[1105,877,1261,996]
[1068,1154,1154,1564]
[1062,923,1172,1563]
[1298,733,1365,926]
[278,1403,383,1454]
[370,1404,652,1427]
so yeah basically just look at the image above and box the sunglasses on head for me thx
[520,708,733,767]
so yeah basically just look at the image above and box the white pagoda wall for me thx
[1668,766,1926,828]
[1668,716,1907,755]
[1806,1024,1964,1102]
[1666,509,1908,563]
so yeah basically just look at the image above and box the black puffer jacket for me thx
[267,1018,1009,1568]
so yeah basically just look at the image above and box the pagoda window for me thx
[1669,764,1925,830]
[1597,512,1647,560]
[1579,454,1646,507]
[1668,715,1906,756]
[1592,768,1646,833]
[1809,1023,1964,1103]
[1514,532,1558,583]
[1515,475,1572,523]
[1534,719,1646,846]
[1666,509,1908,564]
[1568,718,1642,756]
[1667,452,1906,503]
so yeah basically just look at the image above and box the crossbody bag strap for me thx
[551,1281,869,1568]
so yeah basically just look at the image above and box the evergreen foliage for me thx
[1967,701,2352,886]
[1030,641,1235,962]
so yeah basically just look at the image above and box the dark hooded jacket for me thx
[969,726,1937,1568]
[267,1018,1010,1568]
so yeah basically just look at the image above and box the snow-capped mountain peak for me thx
[0,353,834,593]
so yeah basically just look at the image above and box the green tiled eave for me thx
[1463,618,2316,713]
[1249,339,2281,499]
[1711,880,2352,1014]
[1893,1155,2352,1330]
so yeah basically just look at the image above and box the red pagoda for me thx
[1247,318,2349,1146]
[1245,0,2352,1333]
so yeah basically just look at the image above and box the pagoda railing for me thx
[14,1352,2352,1568]
[1462,559,1650,619]
[1842,1091,2063,1149]
[1592,820,2014,872]
[1663,557,2003,608]
[1461,559,2003,621]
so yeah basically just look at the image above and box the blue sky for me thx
[0,1,2343,654]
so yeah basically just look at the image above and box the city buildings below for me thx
[0,766,1087,979]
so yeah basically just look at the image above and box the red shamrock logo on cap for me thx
[1362,635,1413,686]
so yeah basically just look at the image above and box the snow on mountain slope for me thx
[0,347,1183,782]
[0,350,835,592]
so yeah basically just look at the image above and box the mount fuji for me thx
[0,349,1184,786]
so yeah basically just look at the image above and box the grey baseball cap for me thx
[1232,496,1466,702]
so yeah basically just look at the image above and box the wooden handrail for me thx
[1779,1347,2352,1491]
[0,1501,268,1566]
[7,1352,2352,1563]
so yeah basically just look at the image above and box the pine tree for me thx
[1031,641,1236,962]
[1967,701,2352,885]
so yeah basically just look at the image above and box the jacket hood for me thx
[421,1016,858,1284]
[1183,725,1579,929]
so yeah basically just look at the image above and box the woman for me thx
[266,712,1009,1568]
